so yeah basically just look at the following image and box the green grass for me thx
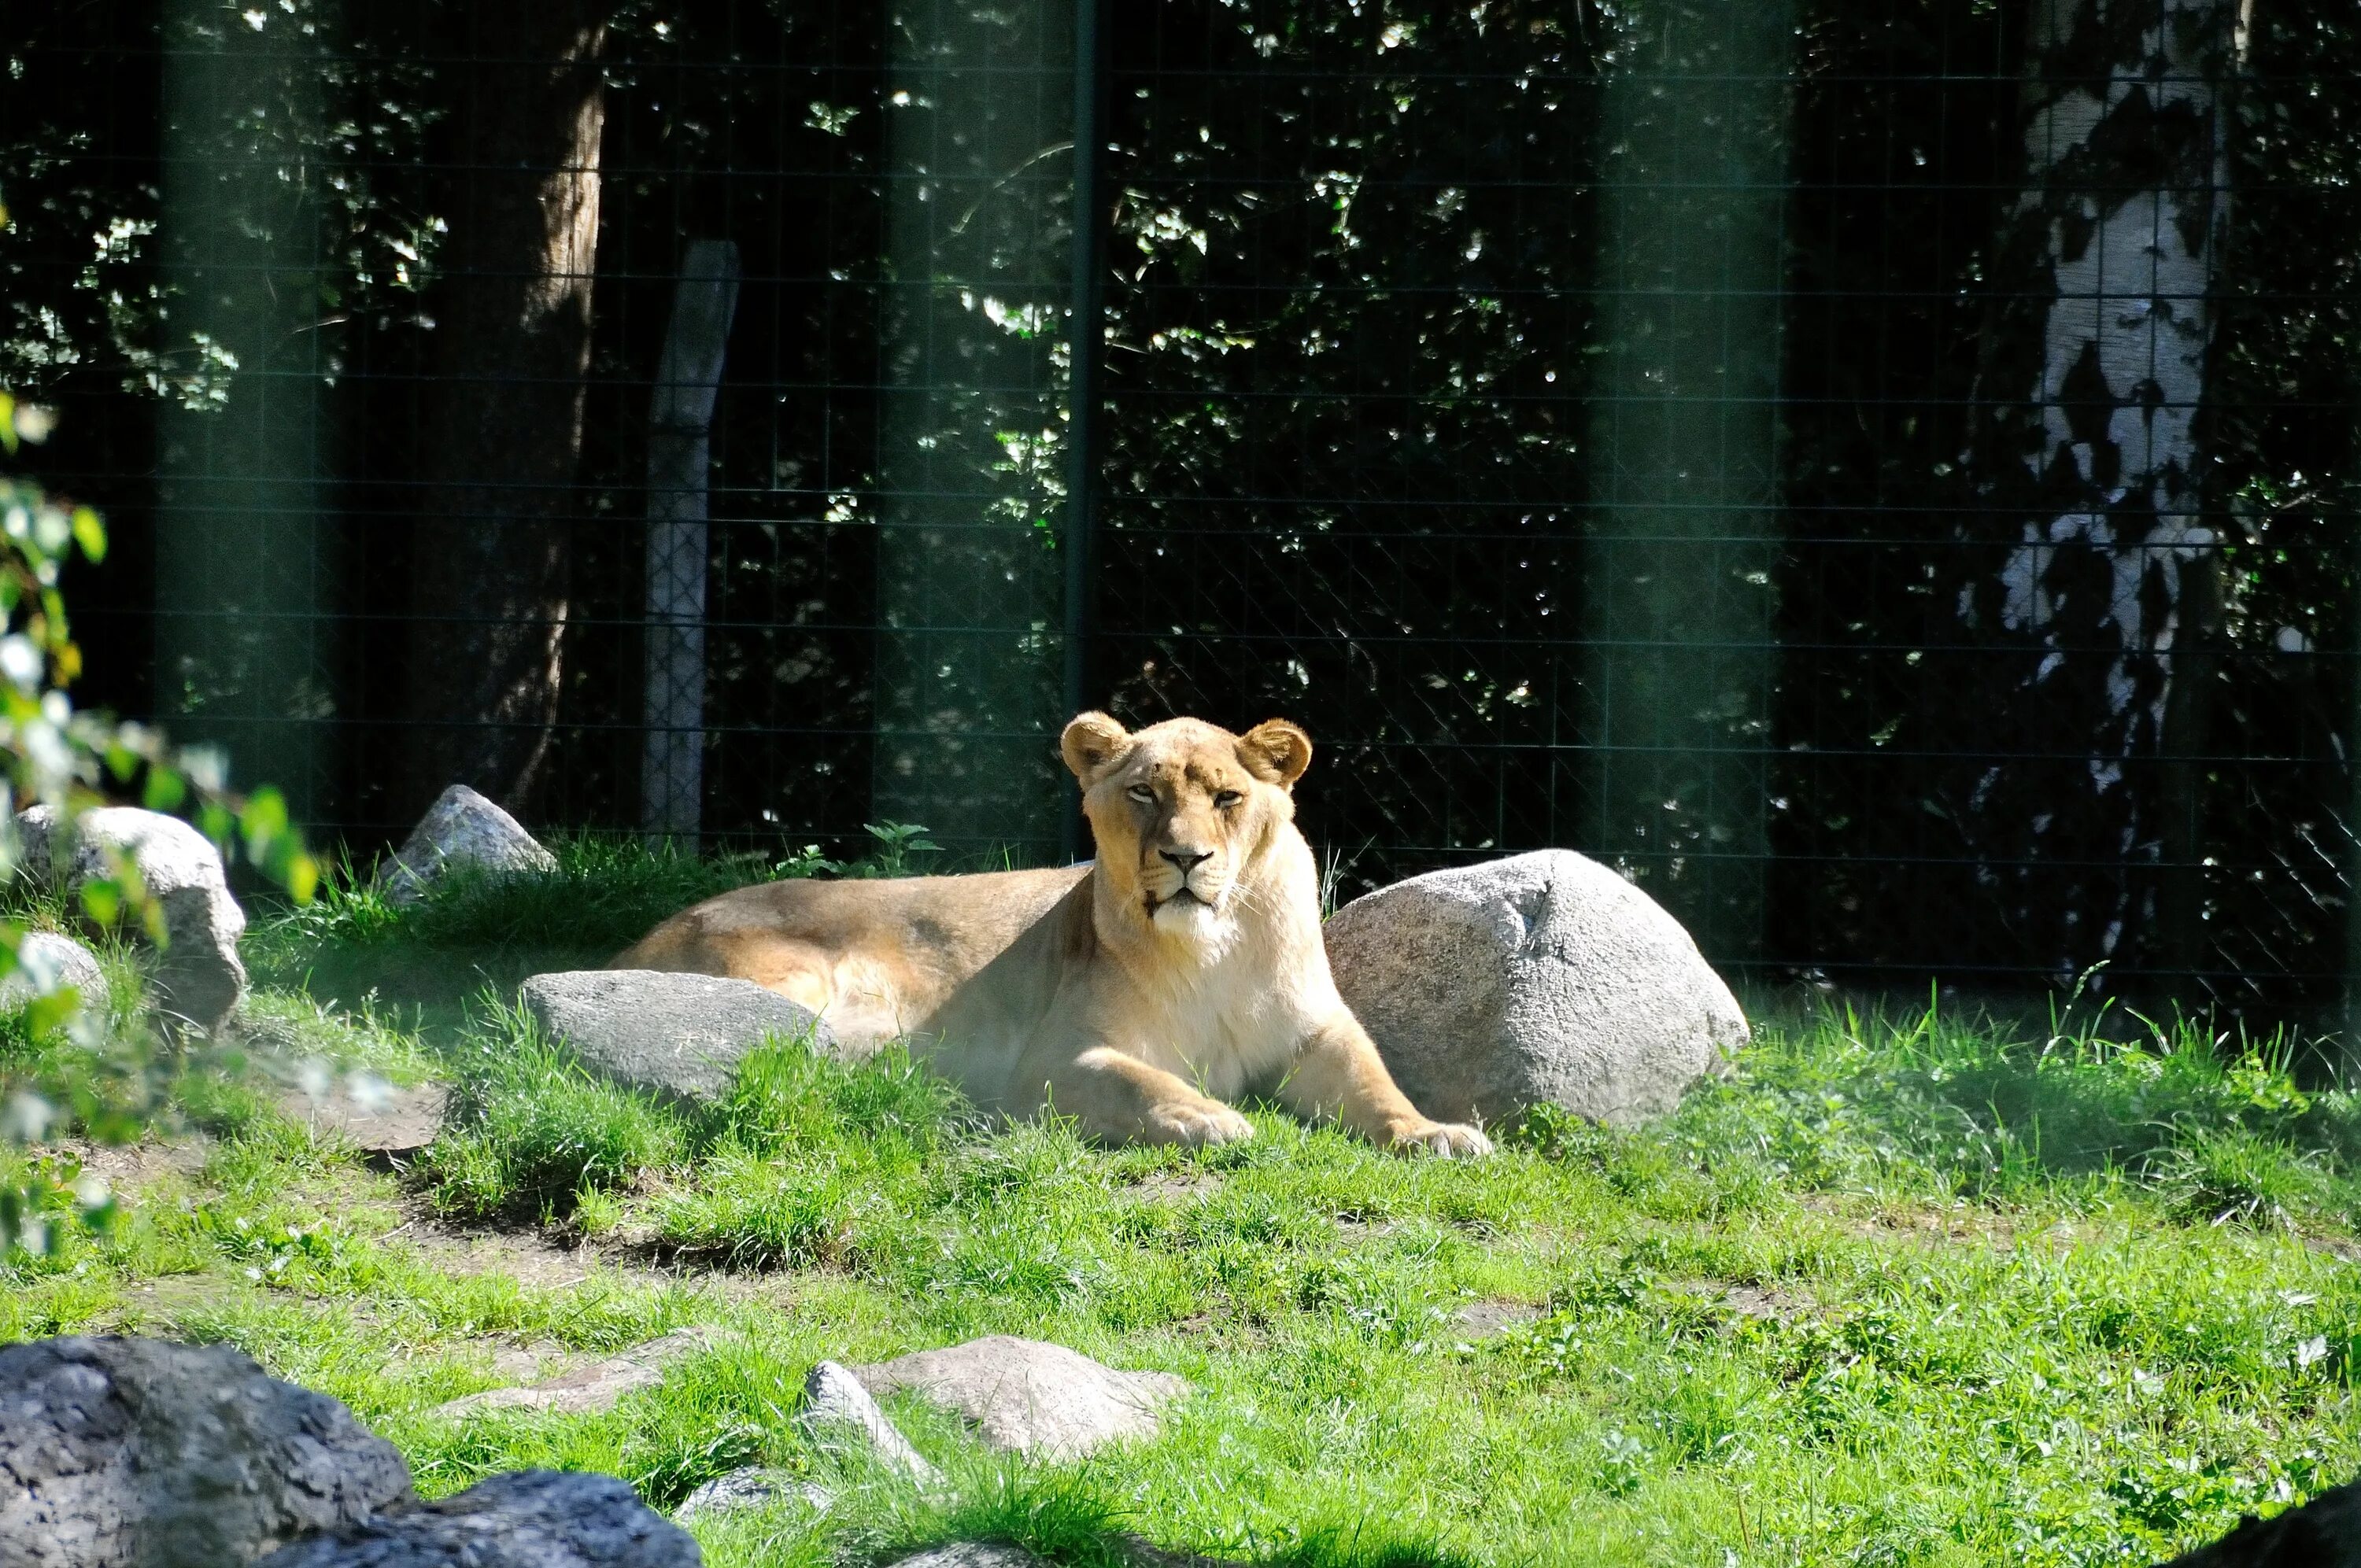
[6,857,2360,1566]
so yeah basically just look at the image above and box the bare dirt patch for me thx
[38,1134,212,1192]
[382,1198,777,1301]
[1799,1192,2035,1253]
[1125,1170,1224,1201]
[1669,1278,1812,1324]
[1453,1298,1544,1338]
[277,1082,449,1163]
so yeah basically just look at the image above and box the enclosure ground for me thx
[4,847,2360,1567]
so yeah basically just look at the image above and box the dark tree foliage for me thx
[7,0,2361,1023]
[1093,0,1609,898]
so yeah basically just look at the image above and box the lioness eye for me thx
[1125,784,1155,804]
[1214,790,1243,809]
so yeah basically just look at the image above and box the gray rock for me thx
[1325,849,1749,1128]
[17,806,246,1035]
[887,1550,1046,1568]
[673,1468,829,1523]
[800,1360,938,1485]
[380,785,557,906]
[0,931,105,1012]
[253,1470,700,1568]
[851,1337,1188,1460]
[0,1334,415,1568]
[432,1329,714,1419]
[520,970,833,1106]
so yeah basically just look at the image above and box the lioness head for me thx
[1062,711,1313,947]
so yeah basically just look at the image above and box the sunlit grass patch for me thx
[421,1000,689,1221]
[15,924,2361,1567]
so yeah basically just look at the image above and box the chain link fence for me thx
[9,0,2361,1029]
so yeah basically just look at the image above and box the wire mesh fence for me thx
[8,0,2361,1028]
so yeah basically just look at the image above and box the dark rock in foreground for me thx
[2159,1478,2361,1567]
[256,1470,700,1568]
[0,1336,414,1568]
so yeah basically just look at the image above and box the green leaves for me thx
[1,412,320,1253]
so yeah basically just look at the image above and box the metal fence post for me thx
[1061,0,1108,864]
[641,239,741,853]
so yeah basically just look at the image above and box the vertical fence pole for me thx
[157,0,328,822]
[641,240,741,853]
[1061,0,1108,863]
[1583,6,1794,970]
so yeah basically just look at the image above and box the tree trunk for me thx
[641,241,741,854]
[1958,0,2238,985]
[404,2,608,816]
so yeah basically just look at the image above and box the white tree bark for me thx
[1968,0,2239,968]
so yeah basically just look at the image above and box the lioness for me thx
[611,712,1491,1156]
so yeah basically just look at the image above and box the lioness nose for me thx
[1160,849,1213,874]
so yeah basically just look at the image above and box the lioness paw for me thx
[1388,1118,1493,1159]
[1149,1099,1257,1149]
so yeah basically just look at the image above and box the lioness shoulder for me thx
[612,712,1489,1157]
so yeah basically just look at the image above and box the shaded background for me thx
[6,0,2360,1031]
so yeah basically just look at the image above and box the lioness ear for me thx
[1061,710,1132,783]
[1238,719,1312,787]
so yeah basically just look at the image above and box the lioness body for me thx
[611,714,1490,1154]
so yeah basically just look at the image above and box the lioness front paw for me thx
[1387,1118,1493,1158]
[1147,1099,1257,1148]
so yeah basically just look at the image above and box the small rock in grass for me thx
[851,1337,1188,1461]
[887,1549,1047,1568]
[674,1468,830,1522]
[16,805,247,1035]
[0,1334,415,1568]
[520,969,833,1106]
[253,1469,700,1568]
[379,784,557,906]
[0,931,105,1013]
[1325,848,1749,1128]
[801,1360,938,1485]
[431,1328,714,1419]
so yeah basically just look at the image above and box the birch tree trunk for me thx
[1959,0,2239,983]
[404,2,609,816]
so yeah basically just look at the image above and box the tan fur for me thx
[610,714,1491,1156]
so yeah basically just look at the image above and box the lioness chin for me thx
[611,711,1491,1157]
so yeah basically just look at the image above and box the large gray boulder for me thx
[0,1335,415,1568]
[17,806,246,1035]
[851,1337,1188,1460]
[380,785,557,906]
[253,1470,700,1568]
[1325,849,1748,1128]
[520,970,833,1106]
[0,931,106,1013]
